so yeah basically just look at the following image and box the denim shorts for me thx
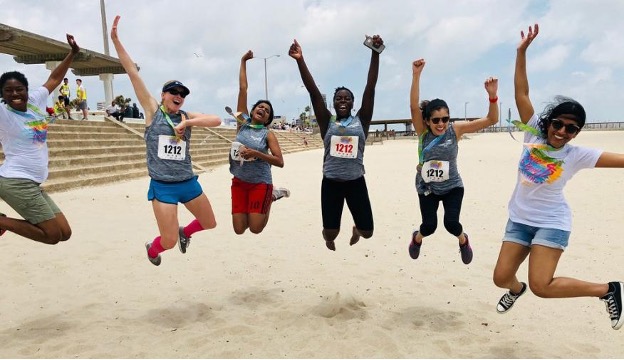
[503,219,570,250]
[147,176,203,204]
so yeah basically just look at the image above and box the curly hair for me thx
[537,96,586,138]
[0,71,28,90]
[250,99,274,126]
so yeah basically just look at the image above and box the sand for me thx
[1,131,623,358]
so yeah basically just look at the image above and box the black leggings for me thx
[321,176,374,231]
[418,187,464,237]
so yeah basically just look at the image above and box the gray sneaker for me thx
[272,187,290,201]
[178,226,190,254]
[600,281,624,330]
[497,282,527,313]
[145,242,161,266]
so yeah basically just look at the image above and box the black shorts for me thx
[321,176,374,231]
[62,96,70,106]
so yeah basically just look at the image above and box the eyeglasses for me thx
[550,118,580,134]
[167,89,187,98]
[430,116,450,124]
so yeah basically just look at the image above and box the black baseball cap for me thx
[162,80,190,96]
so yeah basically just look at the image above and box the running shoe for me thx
[145,242,161,266]
[408,230,421,260]
[272,187,291,201]
[459,233,473,264]
[178,226,190,254]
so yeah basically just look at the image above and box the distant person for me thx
[289,35,383,251]
[123,103,133,119]
[59,77,73,119]
[229,50,290,235]
[75,78,87,120]
[0,33,80,244]
[111,15,221,266]
[492,24,624,331]
[53,95,67,119]
[105,101,121,121]
[132,102,140,118]
[408,58,499,265]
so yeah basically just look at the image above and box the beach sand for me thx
[1,131,623,358]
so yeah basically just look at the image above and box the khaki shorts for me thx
[0,177,60,224]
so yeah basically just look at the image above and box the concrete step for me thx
[43,168,149,193]
[48,152,147,167]
[48,144,146,157]
[47,159,147,180]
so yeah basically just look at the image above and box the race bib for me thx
[157,135,186,161]
[421,160,449,183]
[230,142,255,163]
[329,135,358,159]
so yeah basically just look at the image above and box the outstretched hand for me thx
[111,15,121,41]
[484,77,498,98]
[518,23,539,52]
[369,34,384,49]
[66,34,80,54]
[288,39,302,60]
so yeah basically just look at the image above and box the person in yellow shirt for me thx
[75,78,88,120]
[53,95,67,118]
[59,78,73,119]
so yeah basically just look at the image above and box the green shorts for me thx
[0,177,60,224]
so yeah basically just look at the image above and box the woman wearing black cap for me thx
[111,16,221,266]
[408,58,499,265]
[493,24,624,331]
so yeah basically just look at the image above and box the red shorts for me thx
[231,177,273,214]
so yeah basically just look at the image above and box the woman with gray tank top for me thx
[408,58,499,265]
[289,35,383,251]
[111,16,221,266]
[229,50,290,235]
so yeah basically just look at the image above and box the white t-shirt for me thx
[0,86,51,183]
[508,114,602,231]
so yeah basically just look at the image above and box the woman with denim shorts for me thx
[408,58,499,265]
[492,24,624,330]
[229,50,290,235]
[111,16,221,266]
[0,34,79,245]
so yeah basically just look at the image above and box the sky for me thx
[1,0,624,129]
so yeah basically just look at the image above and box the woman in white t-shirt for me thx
[0,34,80,244]
[492,24,624,331]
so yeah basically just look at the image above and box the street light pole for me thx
[464,102,469,121]
[260,54,280,100]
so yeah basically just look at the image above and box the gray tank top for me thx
[415,124,463,195]
[145,108,194,182]
[229,124,272,184]
[322,115,366,181]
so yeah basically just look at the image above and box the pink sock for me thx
[148,236,165,258]
[183,219,204,238]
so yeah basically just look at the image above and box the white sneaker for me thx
[272,187,290,201]
[145,242,161,266]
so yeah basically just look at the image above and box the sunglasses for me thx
[550,118,580,134]
[430,116,450,125]
[167,89,187,98]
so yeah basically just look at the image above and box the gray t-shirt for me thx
[416,124,463,195]
[145,108,194,182]
[229,123,272,184]
[322,115,366,181]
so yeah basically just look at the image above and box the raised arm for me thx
[288,39,331,137]
[237,50,253,115]
[43,34,80,93]
[110,15,158,124]
[515,24,539,124]
[410,59,426,136]
[454,77,499,137]
[357,35,383,133]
